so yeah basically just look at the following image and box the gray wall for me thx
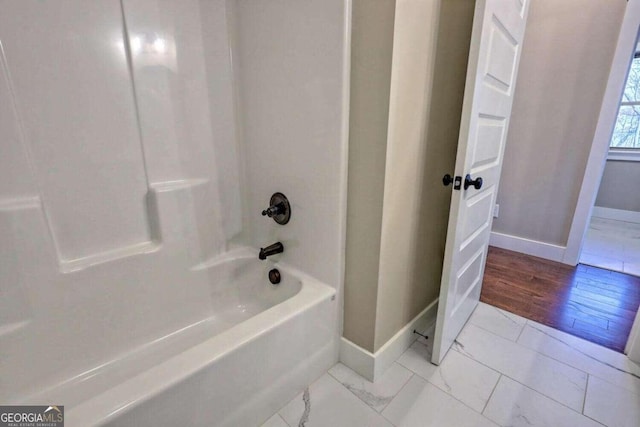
[596,160,640,212]
[493,0,626,246]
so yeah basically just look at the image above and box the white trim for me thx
[625,309,640,361]
[339,299,438,382]
[336,0,352,340]
[490,231,566,263]
[339,338,375,381]
[564,0,640,265]
[592,206,640,224]
[608,149,640,162]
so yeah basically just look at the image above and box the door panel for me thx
[432,0,529,364]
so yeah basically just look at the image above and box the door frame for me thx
[563,0,640,265]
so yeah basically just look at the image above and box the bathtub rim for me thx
[65,262,335,426]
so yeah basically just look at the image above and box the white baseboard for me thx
[592,206,640,224]
[339,299,438,382]
[339,338,375,381]
[490,231,567,263]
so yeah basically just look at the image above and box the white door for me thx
[432,0,530,364]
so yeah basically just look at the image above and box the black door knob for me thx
[464,174,483,190]
[442,174,454,186]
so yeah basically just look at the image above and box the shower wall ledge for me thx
[0,179,217,274]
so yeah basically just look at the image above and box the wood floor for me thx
[481,246,640,352]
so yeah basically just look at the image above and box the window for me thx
[609,53,640,160]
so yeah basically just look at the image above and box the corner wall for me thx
[374,0,474,351]
[343,0,474,357]
[343,0,396,352]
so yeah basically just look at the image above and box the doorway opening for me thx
[480,2,640,357]
[579,50,640,276]
[482,246,640,352]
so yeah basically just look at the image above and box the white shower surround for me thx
[0,0,351,425]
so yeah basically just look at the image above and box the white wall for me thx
[4,1,152,262]
[0,0,230,402]
[232,0,349,291]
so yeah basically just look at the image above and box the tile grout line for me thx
[582,375,589,415]
[379,373,416,427]
[524,323,640,381]
[487,304,527,326]
[515,322,526,342]
[451,344,589,415]
[379,365,415,414]
[462,326,598,415]
[459,327,640,417]
[390,338,503,424]
[420,373,502,424]
[394,347,503,419]
[511,375,587,414]
[424,381,501,425]
[466,321,523,344]
[576,376,609,427]
[388,369,492,421]
[481,374,502,415]
[277,413,292,427]
[407,348,503,415]
[463,319,604,381]
[326,363,414,415]
[493,371,607,423]
[581,403,609,427]
[323,372,397,419]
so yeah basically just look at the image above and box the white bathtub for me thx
[51,250,338,426]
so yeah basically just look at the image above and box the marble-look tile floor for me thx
[261,302,640,427]
[581,216,640,276]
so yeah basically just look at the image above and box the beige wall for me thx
[596,160,640,212]
[343,0,396,351]
[344,0,474,353]
[374,0,474,351]
[493,0,626,246]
